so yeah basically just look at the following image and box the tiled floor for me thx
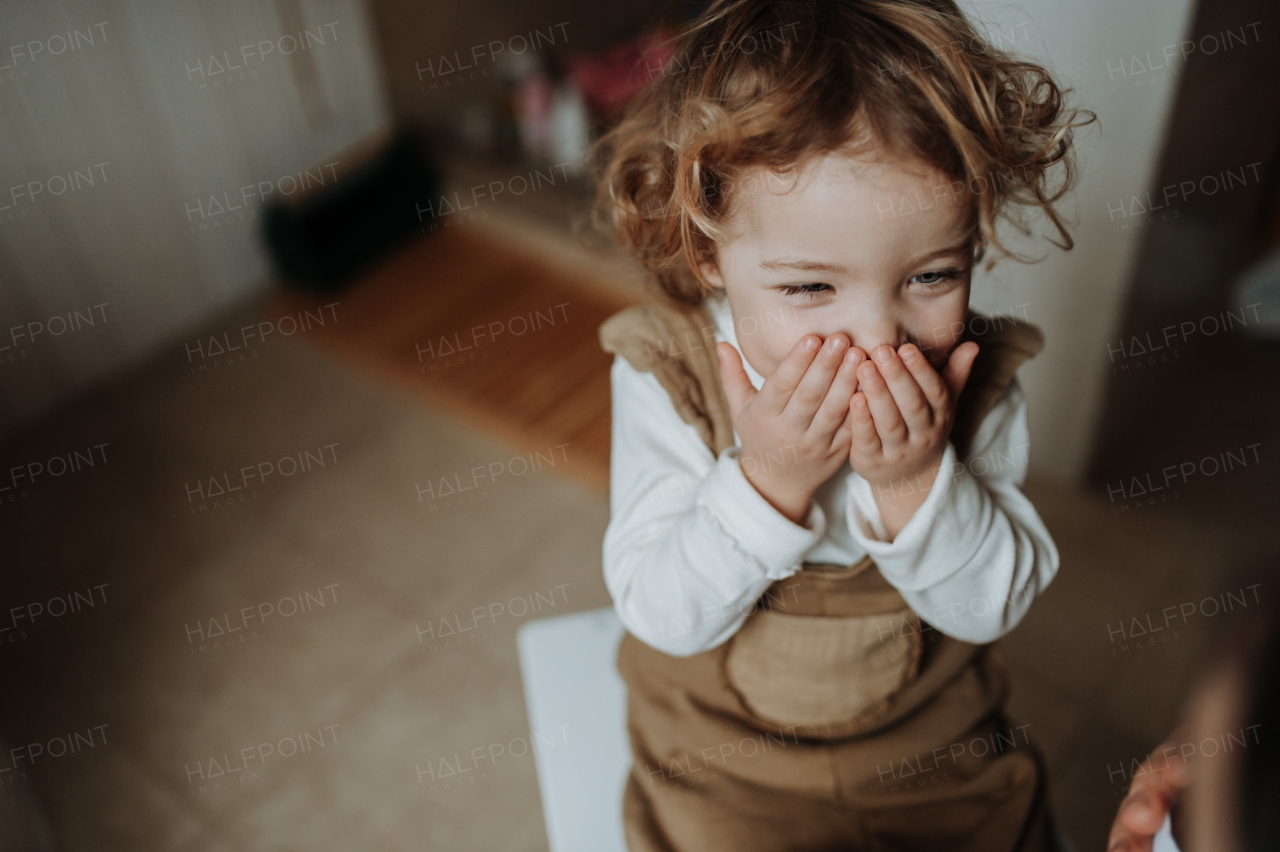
[1,217,1273,851]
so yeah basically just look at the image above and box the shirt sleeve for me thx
[602,354,824,656]
[845,377,1059,643]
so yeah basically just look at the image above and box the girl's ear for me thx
[699,261,726,291]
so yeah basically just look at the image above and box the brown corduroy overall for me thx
[599,301,1059,852]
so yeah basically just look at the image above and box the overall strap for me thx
[599,302,736,456]
[600,302,1043,461]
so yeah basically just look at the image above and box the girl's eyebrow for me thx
[906,240,973,267]
[760,239,972,275]
[759,258,849,274]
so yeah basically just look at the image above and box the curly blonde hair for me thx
[590,0,1094,305]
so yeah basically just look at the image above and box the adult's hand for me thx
[1107,735,1189,852]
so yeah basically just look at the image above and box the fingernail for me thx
[874,347,893,364]
[829,336,847,352]
[804,337,819,352]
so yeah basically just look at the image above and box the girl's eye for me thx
[909,269,965,289]
[778,283,832,298]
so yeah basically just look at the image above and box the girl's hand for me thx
[850,341,978,537]
[717,334,864,524]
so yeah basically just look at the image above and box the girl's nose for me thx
[846,317,904,355]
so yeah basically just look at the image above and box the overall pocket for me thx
[723,606,923,733]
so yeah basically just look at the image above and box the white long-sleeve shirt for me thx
[602,295,1059,657]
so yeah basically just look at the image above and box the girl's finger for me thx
[758,334,823,416]
[784,333,850,428]
[871,344,933,435]
[832,413,853,454]
[941,341,980,402]
[716,343,758,417]
[850,391,881,457]
[857,359,908,448]
[898,343,950,417]
[810,344,864,436]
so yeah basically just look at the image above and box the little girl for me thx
[591,1,1090,850]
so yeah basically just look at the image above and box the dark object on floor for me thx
[264,128,442,292]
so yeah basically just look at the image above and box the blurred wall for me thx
[958,0,1199,486]
[0,0,389,439]
[365,0,661,128]
[1086,0,1280,485]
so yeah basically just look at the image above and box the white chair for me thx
[1154,814,1180,852]
[517,607,631,852]
[516,608,1155,852]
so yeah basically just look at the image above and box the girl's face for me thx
[700,149,974,378]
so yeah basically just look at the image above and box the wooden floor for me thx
[270,224,638,493]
